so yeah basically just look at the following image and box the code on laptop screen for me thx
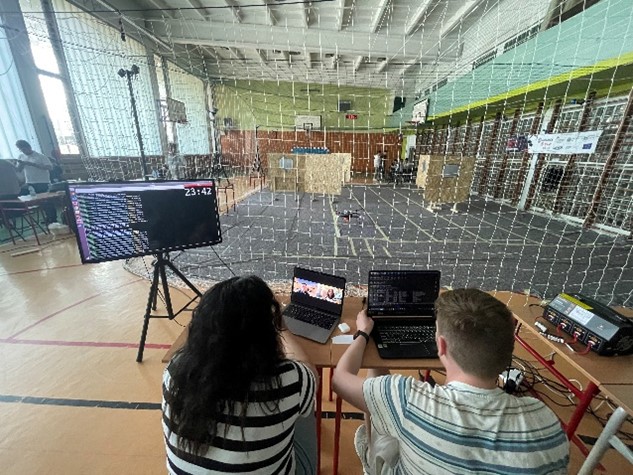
[368,270,441,316]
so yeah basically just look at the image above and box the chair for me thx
[578,407,633,474]
[0,200,49,246]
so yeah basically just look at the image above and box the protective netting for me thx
[7,0,633,306]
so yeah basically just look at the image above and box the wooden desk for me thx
[502,291,633,458]
[599,384,633,415]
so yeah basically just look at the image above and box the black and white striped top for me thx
[162,360,316,474]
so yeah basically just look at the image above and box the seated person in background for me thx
[332,288,569,475]
[14,140,57,223]
[162,275,318,475]
[0,159,23,199]
[15,140,52,194]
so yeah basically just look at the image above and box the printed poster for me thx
[527,130,603,155]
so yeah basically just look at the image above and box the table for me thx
[161,291,633,473]
[0,192,66,245]
[504,291,633,458]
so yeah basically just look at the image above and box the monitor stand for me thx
[136,252,202,362]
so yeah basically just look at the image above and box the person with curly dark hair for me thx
[162,275,318,474]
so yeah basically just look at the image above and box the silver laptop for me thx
[368,270,441,358]
[282,267,346,344]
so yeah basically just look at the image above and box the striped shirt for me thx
[363,376,569,474]
[162,360,316,474]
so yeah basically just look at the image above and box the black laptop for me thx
[367,270,441,359]
[282,267,346,344]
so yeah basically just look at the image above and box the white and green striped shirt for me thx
[363,376,569,474]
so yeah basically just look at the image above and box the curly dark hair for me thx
[164,275,285,455]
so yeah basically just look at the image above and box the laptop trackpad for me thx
[283,315,334,344]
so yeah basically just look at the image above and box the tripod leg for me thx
[167,261,203,297]
[137,261,161,362]
[160,261,175,318]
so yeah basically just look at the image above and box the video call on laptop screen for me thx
[290,267,346,314]
[368,270,440,316]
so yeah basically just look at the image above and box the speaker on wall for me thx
[338,100,352,112]
[393,96,406,113]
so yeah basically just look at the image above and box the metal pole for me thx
[125,70,149,180]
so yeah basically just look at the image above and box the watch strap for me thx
[354,330,370,343]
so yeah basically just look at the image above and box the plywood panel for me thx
[424,155,476,204]
[304,154,344,195]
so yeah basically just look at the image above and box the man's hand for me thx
[356,309,374,334]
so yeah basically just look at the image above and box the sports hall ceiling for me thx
[94,0,554,94]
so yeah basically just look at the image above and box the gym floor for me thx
[0,179,630,473]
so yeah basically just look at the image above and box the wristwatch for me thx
[353,330,370,343]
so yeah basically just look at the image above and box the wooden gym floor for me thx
[0,179,630,474]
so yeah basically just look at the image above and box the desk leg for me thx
[333,396,342,475]
[316,367,323,474]
[566,381,600,439]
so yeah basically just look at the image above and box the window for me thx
[20,0,79,154]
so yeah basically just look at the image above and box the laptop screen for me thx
[290,267,346,315]
[368,270,441,317]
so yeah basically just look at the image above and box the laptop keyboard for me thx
[378,325,435,344]
[285,305,334,329]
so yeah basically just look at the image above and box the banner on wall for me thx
[527,130,603,154]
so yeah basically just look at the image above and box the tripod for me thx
[136,252,202,362]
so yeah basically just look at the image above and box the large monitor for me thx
[66,180,222,264]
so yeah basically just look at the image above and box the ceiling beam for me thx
[228,47,245,61]
[255,49,267,63]
[439,0,481,38]
[153,21,439,60]
[336,0,347,31]
[404,0,434,36]
[184,0,208,20]
[225,0,242,23]
[259,0,276,26]
[147,0,176,19]
[399,59,419,76]
[371,0,391,33]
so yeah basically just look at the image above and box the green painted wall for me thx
[391,0,633,127]
[213,80,395,131]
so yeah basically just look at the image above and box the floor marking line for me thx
[8,278,145,339]
[364,238,374,258]
[0,263,85,277]
[0,338,171,349]
[367,187,437,241]
[0,394,161,410]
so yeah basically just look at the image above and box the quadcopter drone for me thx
[335,208,363,223]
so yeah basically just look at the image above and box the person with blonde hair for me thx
[333,288,569,474]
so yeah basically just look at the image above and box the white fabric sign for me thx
[527,130,603,155]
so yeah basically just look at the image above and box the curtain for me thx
[51,0,161,157]
[0,18,40,159]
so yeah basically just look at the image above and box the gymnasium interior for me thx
[1,0,633,473]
